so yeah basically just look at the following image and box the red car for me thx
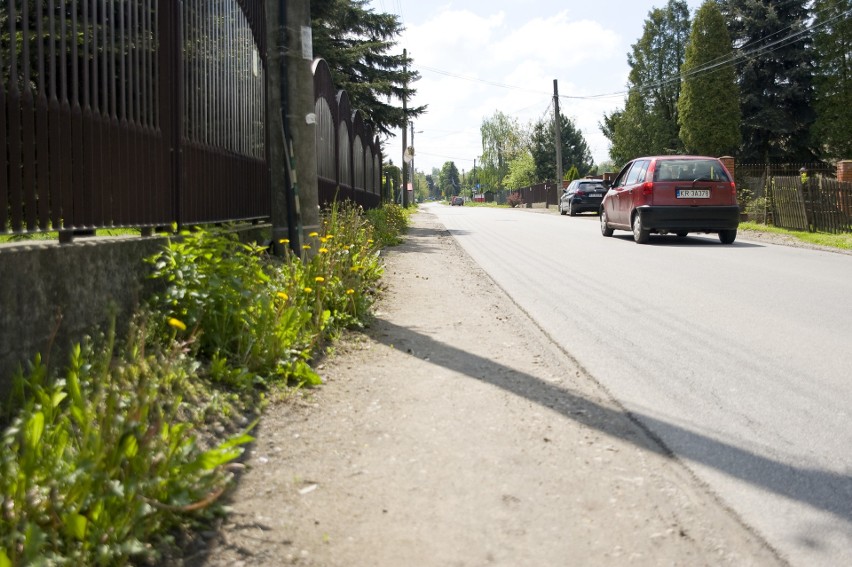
[600,155,739,244]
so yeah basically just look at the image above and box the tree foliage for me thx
[718,0,816,162]
[438,161,461,197]
[811,0,852,160]
[678,1,740,156]
[311,0,425,137]
[479,111,527,191]
[602,1,691,163]
[530,113,594,182]
[503,152,538,190]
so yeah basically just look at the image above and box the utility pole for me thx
[473,158,477,200]
[553,79,563,209]
[410,123,416,202]
[267,0,297,256]
[401,48,409,207]
[286,0,320,241]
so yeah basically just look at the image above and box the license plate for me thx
[676,189,710,198]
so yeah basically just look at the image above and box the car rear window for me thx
[578,182,604,190]
[654,159,730,182]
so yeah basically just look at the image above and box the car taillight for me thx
[576,191,585,197]
[642,182,654,196]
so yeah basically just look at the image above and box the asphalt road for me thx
[427,202,852,567]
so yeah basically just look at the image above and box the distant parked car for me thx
[559,178,606,216]
[600,155,739,244]
[451,196,464,206]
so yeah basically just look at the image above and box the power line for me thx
[416,8,851,103]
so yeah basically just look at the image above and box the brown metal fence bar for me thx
[0,12,7,232]
[59,0,73,233]
[22,0,38,232]
[35,3,51,230]
[7,0,24,232]
[0,1,352,237]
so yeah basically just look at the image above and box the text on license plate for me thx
[676,189,710,198]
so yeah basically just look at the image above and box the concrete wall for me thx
[0,226,271,394]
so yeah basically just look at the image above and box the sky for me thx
[365,0,705,177]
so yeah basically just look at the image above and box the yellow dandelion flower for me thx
[277,292,289,301]
[319,247,329,254]
[278,238,289,244]
[368,239,374,244]
[346,289,355,295]
[303,287,313,293]
[168,318,187,331]
[320,237,329,244]
[309,231,319,238]
[326,234,334,239]
[302,244,312,250]
[315,276,325,283]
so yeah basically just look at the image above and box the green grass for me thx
[739,221,852,250]
[0,202,403,565]
[0,228,142,243]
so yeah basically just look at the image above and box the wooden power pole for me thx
[553,79,563,208]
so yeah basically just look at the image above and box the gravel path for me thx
[181,208,786,567]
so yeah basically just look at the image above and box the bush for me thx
[0,200,401,565]
[745,196,770,224]
[507,193,524,208]
[365,203,409,247]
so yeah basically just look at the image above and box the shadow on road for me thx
[369,318,852,526]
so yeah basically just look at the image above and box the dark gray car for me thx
[559,179,607,216]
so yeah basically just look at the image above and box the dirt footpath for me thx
[186,208,785,566]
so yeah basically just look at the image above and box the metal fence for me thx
[2,2,384,240]
[312,58,382,210]
[1,0,270,238]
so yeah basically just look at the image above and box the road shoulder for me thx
[183,208,785,566]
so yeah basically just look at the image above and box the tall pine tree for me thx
[530,113,594,182]
[719,0,817,162]
[678,1,741,156]
[311,0,425,137]
[601,0,691,164]
[811,0,852,160]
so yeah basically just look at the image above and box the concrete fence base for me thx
[0,225,271,397]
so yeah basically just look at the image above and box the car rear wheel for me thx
[559,202,567,215]
[600,210,614,237]
[568,201,576,216]
[719,229,737,244]
[676,231,688,238]
[632,213,650,244]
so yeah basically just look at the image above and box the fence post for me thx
[838,161,852,183]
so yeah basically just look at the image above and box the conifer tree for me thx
[311,0,425,137]
[718,0,816,161]
[811,0,852,160]
[530,114,593,183]
[601,0,691,163]
[678,1,740,156]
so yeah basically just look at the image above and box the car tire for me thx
[559,203,567,216]
[600,209,614,237]
[632,213,650,244]
[676,231,688,238]
[568,201,576,216]
[719,229,737,244]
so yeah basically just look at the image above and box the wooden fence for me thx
[768,176,852,234]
